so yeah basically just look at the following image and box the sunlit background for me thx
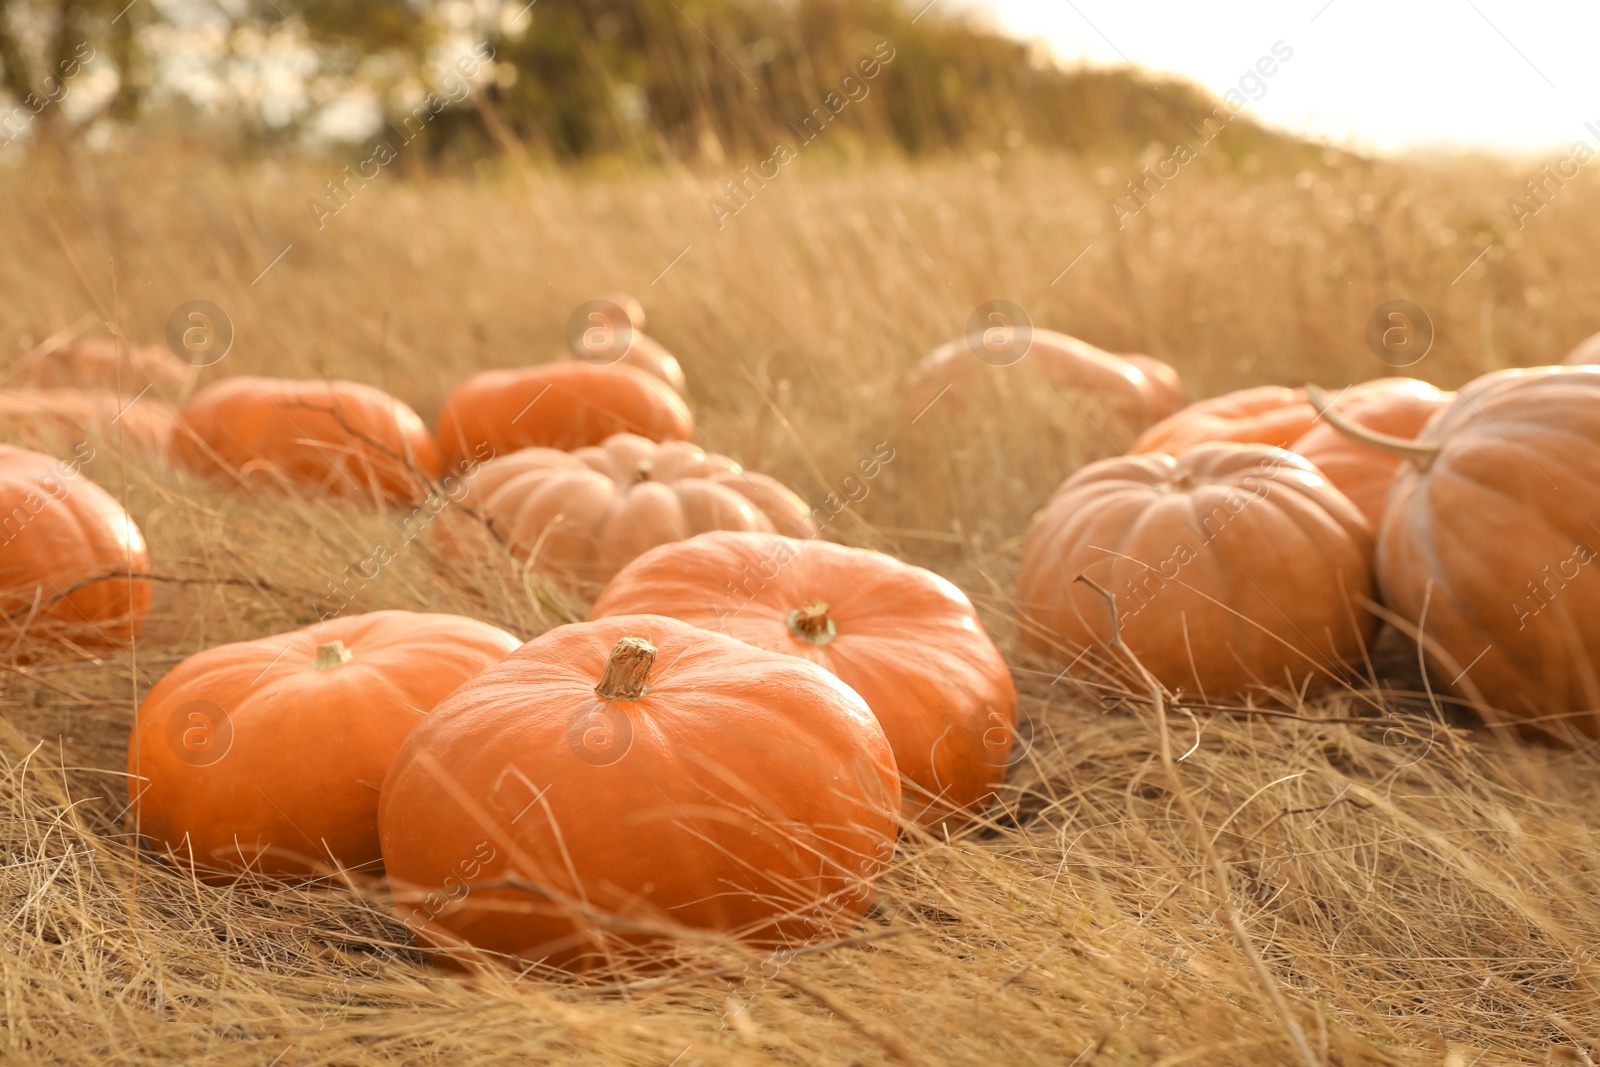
[978,0,1597,155]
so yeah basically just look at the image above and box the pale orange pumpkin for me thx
[441,433,812,586]
[129,610,522,879]
[1312,367,1600,736]
[172,376,440,502]
[563,295,687,395]
[378,614,900,971]
[901,329,1167,430]
[0,444,150,644]
[1120,353,1188,420]
[8,337,196,401]
[1565,330,1600,366]
[590,531,1018,825]
[1017,442,1376,700]
[0,388,175,456]
[1292,379,1454,530]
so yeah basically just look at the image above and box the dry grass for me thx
[2,142,1599,1065]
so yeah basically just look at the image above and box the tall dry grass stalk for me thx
[0,143,1598,1064]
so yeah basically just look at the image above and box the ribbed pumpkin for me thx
[378,615,900,971]
[0,388,175,456]
[0,444,150,644]
[129,611,521,879]
[10,337,196,400]
[172,376,440,502]
[436,361,693,467]
[1017,442,1376,700]
[590,532,1018,825]
[1121,353,1188,419]
[1315,367,1600,736]
[441,433,812,585]
[901,329,1167,430]
[1292,379,1454,530]
[1566,331,1600,366]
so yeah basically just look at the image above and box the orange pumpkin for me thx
[0,388,175,456]
[172,376,440,502]
[0,444,150,644]
[378,614,900,970]
[1566,331,1600,366]
[435,361,693,468]
[1291,379,1454,530]
[901,329,1166,430]
[442,433,812,586]
[129,610,522,879]
[589,531,1017,825]
[9,337,196,400]
[1135,378,1436,457]
[1017,443,1376,700]
[1133,385,1314,455]
[1120,353,1188,419]
[1315,367,1600,735]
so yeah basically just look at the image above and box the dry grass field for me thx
[2,142,1600,1065]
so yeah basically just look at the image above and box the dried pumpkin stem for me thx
[313,641,353,670]
[1306,384,1441,468]
[595,637,657,700]
[787,599,837,647]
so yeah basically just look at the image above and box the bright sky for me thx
[975,0,1600,157]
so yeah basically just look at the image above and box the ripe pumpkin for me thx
[1017,442,1376,700]
[1292,379,1454,530]
[1135,378,1436,457]
[1313,367,1600,735]
[129,610,521,879]
[1566,331,1600,366]
[589,531,1018,825]
[442,433,813,585]
[0,388,175,456]
[9,337,196,400]
[435,361,693,468]
[901,329,1166,430]
[172,376,440,502]
[0,444,150,644]
[1133,385,1315,455]
[1120,353,1188,419]
[378,614,900,970]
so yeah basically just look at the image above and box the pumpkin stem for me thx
[787,599,837,647]
[1305,385,1442,468]
[314,641,353,670]
[595,637,657,700]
